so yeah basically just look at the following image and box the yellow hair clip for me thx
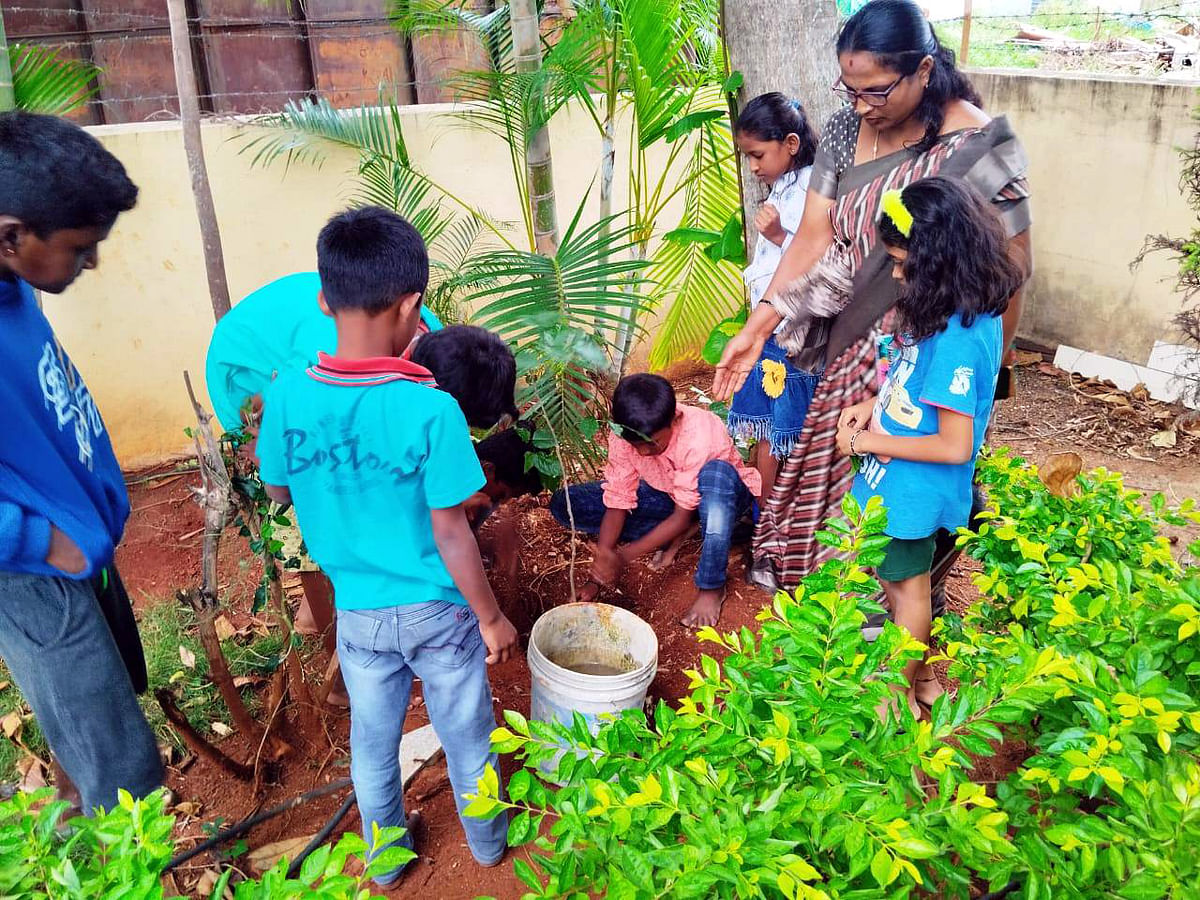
[881,189,913,238]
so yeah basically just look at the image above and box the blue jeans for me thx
[0,571,162,813]
[337,601,506,883]
[550,460,754,590]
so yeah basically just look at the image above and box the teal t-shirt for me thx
[256,356,484,610]
[205,272,442,432]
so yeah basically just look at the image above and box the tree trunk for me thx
[166,0,231,321]
[722,0,840,257]
[182,372,262,742]
[509,0,560,255]
[0,5,15,111]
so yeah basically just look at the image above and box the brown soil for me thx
[112,361,1200,899]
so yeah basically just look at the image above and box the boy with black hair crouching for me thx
[256,206,520,884]
[550,373,761,628]
[410,324,520,430]
[0,111,162,814]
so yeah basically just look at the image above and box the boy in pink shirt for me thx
[549,374,761,627]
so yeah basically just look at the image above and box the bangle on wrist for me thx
[849,429,866,457]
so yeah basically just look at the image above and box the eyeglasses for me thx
[831,74,907,108]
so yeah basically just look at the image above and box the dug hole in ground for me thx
[37,360,1200,899]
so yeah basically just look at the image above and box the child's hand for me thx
[479,613,519,665]
[838,398,876,433]
[835,423,859,458]
[754,203,786,246]
[591,544,623,586]
[462,492,494,526]
[46,525,86,575]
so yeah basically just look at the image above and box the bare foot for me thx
[325,684,350,709]
[913,676,946,709]
[681,588,725,628]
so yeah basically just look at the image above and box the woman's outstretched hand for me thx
[712,327,769,401]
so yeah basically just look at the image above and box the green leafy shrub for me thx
[0,787,411,899]
[467,452,1200,899]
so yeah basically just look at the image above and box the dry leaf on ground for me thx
[1151,429,1178,449]
[1,712,22,740]
[247,834,316,874]
[16,757,46,792]
[211,722,233,737]
[173,800,202,817]
[179,645,197,669]
[1039,452,1083,498]
[214,614,237,642]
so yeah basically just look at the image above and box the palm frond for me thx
[236,93,515,249]
[12,43,99,115]
[465,208,654,348]
[647,119,743,369]
[426,217,493,324]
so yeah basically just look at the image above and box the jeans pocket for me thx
[337,610,384,656]
[408,606,482,671]
[0,573,76,651]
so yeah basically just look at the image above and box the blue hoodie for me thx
[0,276,129,578]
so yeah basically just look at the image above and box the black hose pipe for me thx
[284,790,358,879]
[163,777,353,873]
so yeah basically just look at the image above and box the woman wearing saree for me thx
[713,0,1032,591]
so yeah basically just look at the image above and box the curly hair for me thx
[836,0,981,154]
[879,177,1022,343]
[735,92,819,173]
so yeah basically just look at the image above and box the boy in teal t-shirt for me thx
[256,207,519,883]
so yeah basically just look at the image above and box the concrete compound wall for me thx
[42,71,1199,466]
[972,70,1196,364]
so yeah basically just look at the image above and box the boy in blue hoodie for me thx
[0,112,162,811]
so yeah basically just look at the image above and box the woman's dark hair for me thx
[475,421,544,497]
[879,176,1022,343]
[0,111,138,236]
[735,92,818,172]
[836,0,981,153]
[611,373,676,444]
[410,324,518,430]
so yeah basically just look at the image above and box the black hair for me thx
[836,0,981,154]
[611,373,676,443]
[410,324,519,430]
[316,206,428,314]
[735,92,818,172]
[0,111,137,236]
[475,421,543,496]
[878,176,1022,343]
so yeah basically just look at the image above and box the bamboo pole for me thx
[166,0,231,321]
[960,0,973,66]
[509,0,560,256]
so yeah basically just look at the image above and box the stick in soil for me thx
[155,689,253,781]
[532,394,578,603]
[181,371,262,741]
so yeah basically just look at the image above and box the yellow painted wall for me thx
[43,73,1198,466]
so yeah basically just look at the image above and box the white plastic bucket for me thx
[528,602,658,732]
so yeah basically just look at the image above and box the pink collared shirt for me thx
[602,405,762,511]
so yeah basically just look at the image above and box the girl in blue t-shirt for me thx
[728,93,819,494]
[835,177,1024,722]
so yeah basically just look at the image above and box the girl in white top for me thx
[728,93,819,495]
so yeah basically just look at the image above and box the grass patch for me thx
[0,599,287,784]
